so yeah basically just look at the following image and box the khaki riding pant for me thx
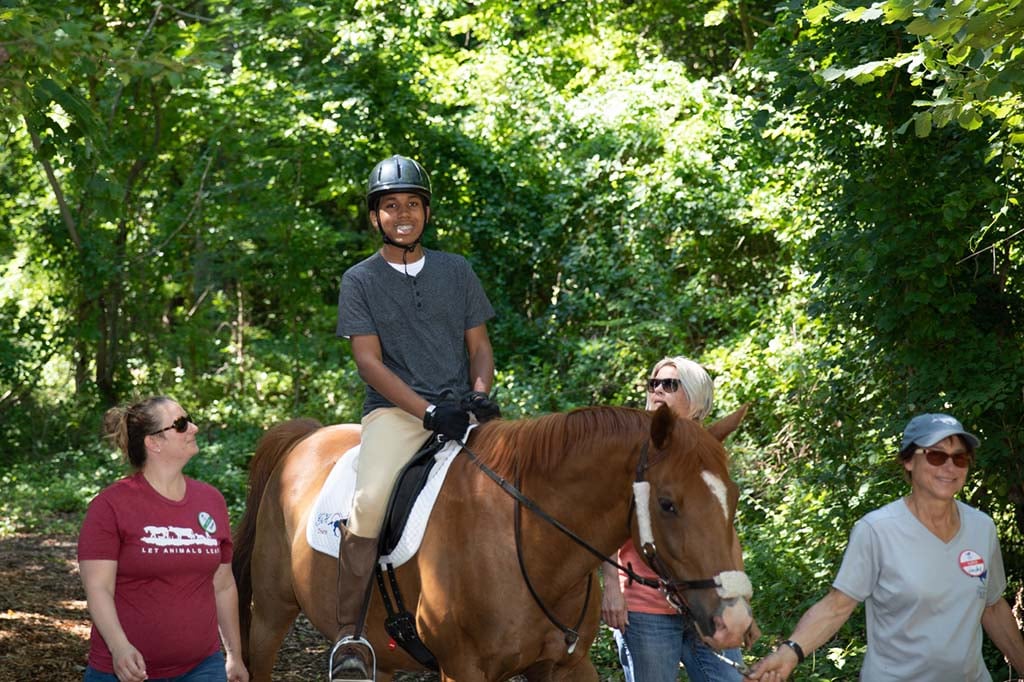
[348,407,432,539]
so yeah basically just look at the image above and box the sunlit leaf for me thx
[958,106,984,130]
[804,1,841,24]
[914,110,933,136]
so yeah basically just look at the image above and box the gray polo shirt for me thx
[337,249,494,416]
[833,499,1004,681]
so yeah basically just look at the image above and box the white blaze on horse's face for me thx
[700,471,729,521]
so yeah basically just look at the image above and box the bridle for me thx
[453,435,747,652]
[631,443,755,676]
[629,442,722,616]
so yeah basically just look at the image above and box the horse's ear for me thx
[707,404,749,443]
[651,404,674,449]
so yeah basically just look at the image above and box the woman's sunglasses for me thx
[148,414,193,436]
[646,378,681,393]
[918,448,971,468]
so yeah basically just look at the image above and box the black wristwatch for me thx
[781,639,806,664]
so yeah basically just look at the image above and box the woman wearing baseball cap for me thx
[749,413,1024,681]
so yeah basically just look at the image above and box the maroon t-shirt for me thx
[77,472,232,677]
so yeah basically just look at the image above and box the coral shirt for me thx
[616,539,676,615]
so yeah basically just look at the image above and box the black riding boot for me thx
[330,526,379,682]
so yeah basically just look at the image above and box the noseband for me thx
[456,437,750,651]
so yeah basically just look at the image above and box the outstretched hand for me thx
[745,646,799,680]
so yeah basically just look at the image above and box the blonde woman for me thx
[601,356,745,682]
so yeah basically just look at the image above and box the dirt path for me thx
[0,533,433,681]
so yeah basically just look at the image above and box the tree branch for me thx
[149,151,214,256]
[957,226,1024,265]
[108,1,164,123]
[24,116,82,251]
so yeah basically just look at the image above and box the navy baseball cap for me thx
[900,413,980,452]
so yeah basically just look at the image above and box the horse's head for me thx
[634,404,753,650]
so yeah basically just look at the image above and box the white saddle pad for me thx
[306,437,464,568]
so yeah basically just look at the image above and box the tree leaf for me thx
[804,1,840,24]
[957,106,984,130]
[914,110,933,136]
[947,43,970,66]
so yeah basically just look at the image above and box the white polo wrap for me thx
[633,481,654,545]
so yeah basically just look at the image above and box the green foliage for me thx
[3,0,1024,678]
[0,442,121,535]
[803,0,1024,165]
[590,626,624,680]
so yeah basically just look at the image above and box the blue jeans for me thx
[84,651,226,682]
[615,612,742,682]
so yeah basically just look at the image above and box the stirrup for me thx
[328,635,376,682]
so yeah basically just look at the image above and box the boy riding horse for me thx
[334,154,499,680]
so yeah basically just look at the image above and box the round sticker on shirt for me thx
[198,511,217,535]
[958,549,986,578]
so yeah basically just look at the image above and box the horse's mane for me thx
[468,406,732,481]
[467,406,729,480]
[464,406,643,479]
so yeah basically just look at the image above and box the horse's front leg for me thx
[435,648,512,682]
[439,668,491,682]
[519,646,600,682]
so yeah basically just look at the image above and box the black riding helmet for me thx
[366,155,432,255]
[366,155,432,212]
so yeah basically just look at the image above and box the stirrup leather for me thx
[328,635,376,682]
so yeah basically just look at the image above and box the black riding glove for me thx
[423,401,470,441]
[461,391,502,422]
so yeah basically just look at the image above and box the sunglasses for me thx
[148,414,193,436]
[918,448,971,468]
[646,378,681,393]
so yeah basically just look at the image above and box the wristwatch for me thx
[423,404,437,428]
[781,639,806,664]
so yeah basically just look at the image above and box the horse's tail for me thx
[232,417,322,657]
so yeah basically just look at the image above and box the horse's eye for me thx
[658,497,678,514]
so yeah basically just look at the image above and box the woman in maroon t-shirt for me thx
[77,396,248,682]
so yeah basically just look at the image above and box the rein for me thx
[513,476,593,653]
[454,436,721,649]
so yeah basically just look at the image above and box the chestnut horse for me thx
[232,405,753,681]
